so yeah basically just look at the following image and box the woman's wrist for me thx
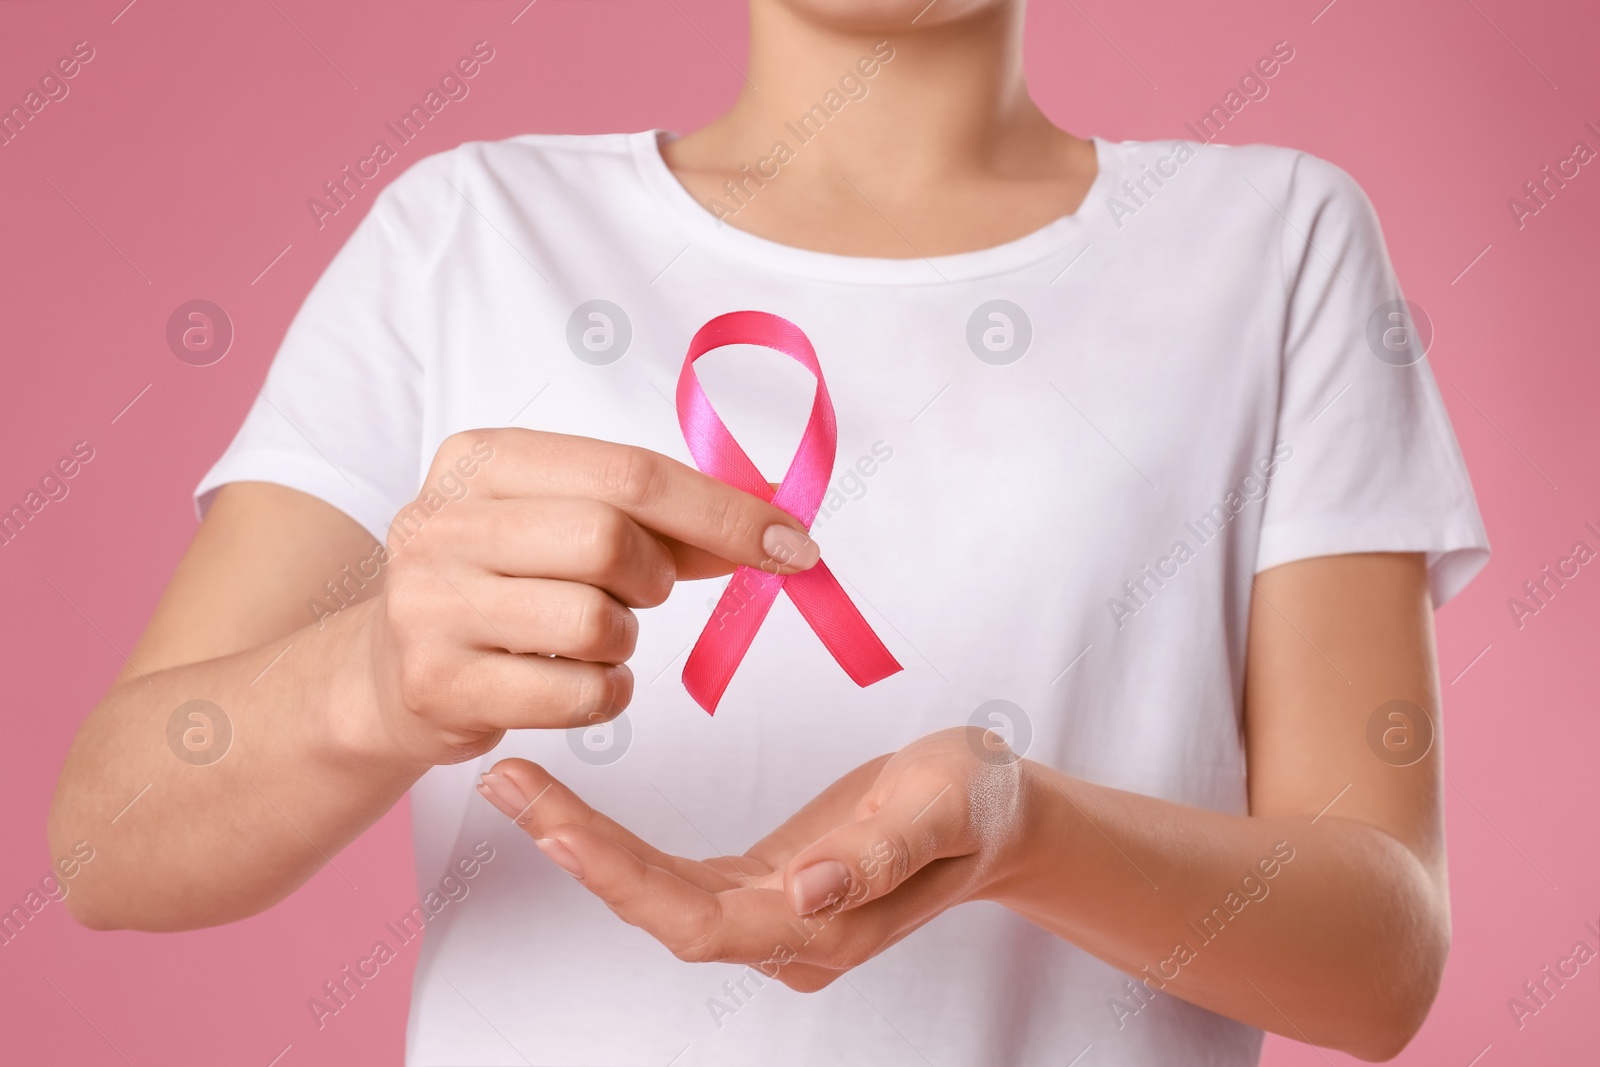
[298,597,429,778]
[978,757,1070,908]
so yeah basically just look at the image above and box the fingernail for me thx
[762,524,820,571]
[790,860,850,915]
[478,772,529,821]
[535,836,585,879]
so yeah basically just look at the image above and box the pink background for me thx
[2,0,1595,1063]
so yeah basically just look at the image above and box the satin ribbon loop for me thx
[676,311,903,714]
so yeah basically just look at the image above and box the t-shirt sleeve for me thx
[193,151,456,542]
[1255,151,1489,606]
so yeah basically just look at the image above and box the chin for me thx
[767,0,1009,33]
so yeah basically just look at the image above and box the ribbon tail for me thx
[681,567,782,715]
[782,561,904,687]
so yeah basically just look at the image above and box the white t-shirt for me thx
[197,130,1488,1067]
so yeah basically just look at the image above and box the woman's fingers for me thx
[540,823,880,973]
[468,735,1020,985]
[452,430,821,577]
[447,574,639,664]
[789,858,975,970]
[377,430,825,767]
[476,759,980,981]
[537,822,777,962]
[704,855,782,891]
[476,766,857,976]
[545,817,971,978]
[743,754,892,870]
[464,497,678,609]
[415,651,631,732]
[481,759,744,893]
[780,758,984,916]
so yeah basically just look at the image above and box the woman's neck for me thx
[663,1,1098,258]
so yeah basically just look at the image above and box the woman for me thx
[49,0,1488,1063]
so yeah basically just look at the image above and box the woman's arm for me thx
[47,480,411,931]
[994,553,1445,1059]
[483,552,1447,1061]
[48,430,821,931]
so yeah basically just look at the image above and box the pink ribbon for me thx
[676,311,903,714]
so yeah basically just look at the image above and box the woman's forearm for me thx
[998,764,1448,1061]
[46,599,424,931]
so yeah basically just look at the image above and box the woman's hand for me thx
[450,556,1451,1060]
[476,726,1034,990]
[362,428,820,768]
[47,429,820,931]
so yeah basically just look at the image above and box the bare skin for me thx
[48,437,821,929]
[483,552,1445,1063]
[665,0,1099,257]
[49,0,1448,1060]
